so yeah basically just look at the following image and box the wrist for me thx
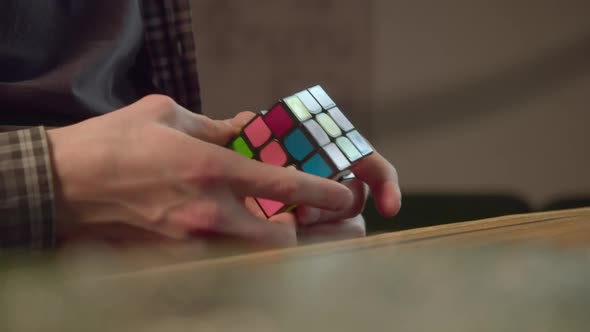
[46,126,78,230]
[46,125,119,233]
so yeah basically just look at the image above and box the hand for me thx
[295,178,370,244]
[294,131,401,243]
[231,112,401,245]
[47,95,353,248]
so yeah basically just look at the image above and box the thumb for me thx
[225,111,257,130]
[206,118,241,146]
[187,111,257,146]
[206,111,257,145]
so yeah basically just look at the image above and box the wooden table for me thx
[86,208,590,331]
[5,209,590,332]
[122,207,590,272]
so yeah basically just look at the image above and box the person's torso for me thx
[0,0,154,126]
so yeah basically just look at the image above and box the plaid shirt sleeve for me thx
[0,1,197,250]
[0,127,55,249]
[141,0,202,114]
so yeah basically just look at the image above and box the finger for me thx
[140,96,246,147]
[245,197,299,245]
[214,200,298,247]
[169,196,297,247]
[297,215,366,245]
[351,150,401,217]
[244,196,267,219]
[269,211,297,226]
[159,125,354,213]
[167,103,243,146]
[187,111,259,146]
[192,115,239,146]
[296,178,368,226]
[225,111,257,130]
[220,149,354,211]
[180,108,354,212]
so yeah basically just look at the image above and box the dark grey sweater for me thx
[0,0,154,126]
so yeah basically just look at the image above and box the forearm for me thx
[0,127,56,249]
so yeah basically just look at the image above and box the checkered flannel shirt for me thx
[0,0,201,249]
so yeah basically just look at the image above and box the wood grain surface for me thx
[108,207,590,279]
[87,208,590,332]
[3,209,589,332]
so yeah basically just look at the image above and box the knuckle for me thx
[141,94,178,118]
[196,172,225,189]
[143,94,176,108]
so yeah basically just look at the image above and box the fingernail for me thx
[298,207,321,225]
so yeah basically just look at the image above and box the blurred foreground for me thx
[2,209,590,331]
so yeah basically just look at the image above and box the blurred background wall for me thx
[191,0,590,209]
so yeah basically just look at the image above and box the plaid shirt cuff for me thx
[0,127,55,249]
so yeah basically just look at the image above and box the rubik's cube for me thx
[229,85,374,217]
